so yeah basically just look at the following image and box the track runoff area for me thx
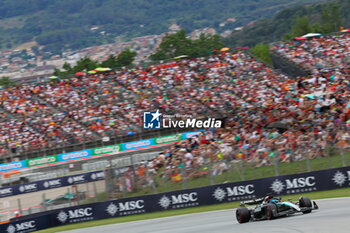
[58,197,350,233]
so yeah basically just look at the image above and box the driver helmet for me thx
[264,195,273,202]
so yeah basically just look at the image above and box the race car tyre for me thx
[236,207,251,223]
[299,197,312,214]
[266,204,277,220]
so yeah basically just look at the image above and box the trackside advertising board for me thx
[0,131,203,173]
[2,166,350,232]
[0,170,105,198]
[182,131,203,139]
[154,134,182,145]
[1,215,51,233]
[58,150,92,162]
[26,155,59,167]
[0,161,26,173]
[121,139,155,151]
[92,144,122,156]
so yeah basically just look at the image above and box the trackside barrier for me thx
[2,166,349,232]
[0,170,105,198]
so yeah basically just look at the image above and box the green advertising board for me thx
[26,155,58,167]
[92,144,122,156]
[154,134,182,145]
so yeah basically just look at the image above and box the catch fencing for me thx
[0,134,348,221]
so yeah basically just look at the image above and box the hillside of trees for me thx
[223,0,350,48]
[0,0,323,53]
[150,30,223,61]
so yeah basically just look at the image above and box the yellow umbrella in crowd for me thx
[87,68,111,74]
[95,67,112,72]
[174,55,188,59]
[220,47,230,52]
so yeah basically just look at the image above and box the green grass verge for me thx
[37,187,350,233]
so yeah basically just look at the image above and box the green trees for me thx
[54,57,99,76]
[284,16,312,39]
[250,43,272,65]
[100,49,136,69]
[116,49,137,68]
[224,1,348,49]
[320,3,343,33]
[0,77,16,88]
[150,30,223,61]
[100,55,118,69]
[54,49,137,77]
[54,57,99,77]
[192,34,224,57]
[284,2,343,39]
[292,16,312,36]
[150,30,192,61]
[74,57,100,72]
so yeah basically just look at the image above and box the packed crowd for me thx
[107,33,350,191]
[0,86,95,148]
[273,33,350,71]
[114,118,349,192]
[0,33,349,162]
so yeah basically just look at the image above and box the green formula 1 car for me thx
[236,195,319,223]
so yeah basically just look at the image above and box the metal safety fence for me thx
[1,125,349,222]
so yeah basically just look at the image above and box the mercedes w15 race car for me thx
[236,195,319,223]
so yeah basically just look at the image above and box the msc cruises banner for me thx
[2,166,350,232]
[0,170,105,198]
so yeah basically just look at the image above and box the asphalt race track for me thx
[62,197,350,233]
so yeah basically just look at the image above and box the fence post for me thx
[340,146,346,167]
[240,159,245,181]
[68,187,72,207]
[17,198,22,215]
[85,183,89,198]
[208,160,214,186]
[120,176,126,198]
[93,182,98,202]
[306,148,312,172]
[274,148,280,177]
[146,167,157,194]
[42,193,47,212]
[180,165,187,189]
[130,154,138,191]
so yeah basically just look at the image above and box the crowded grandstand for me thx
[0,33,348,160]
[0,24,349,232]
